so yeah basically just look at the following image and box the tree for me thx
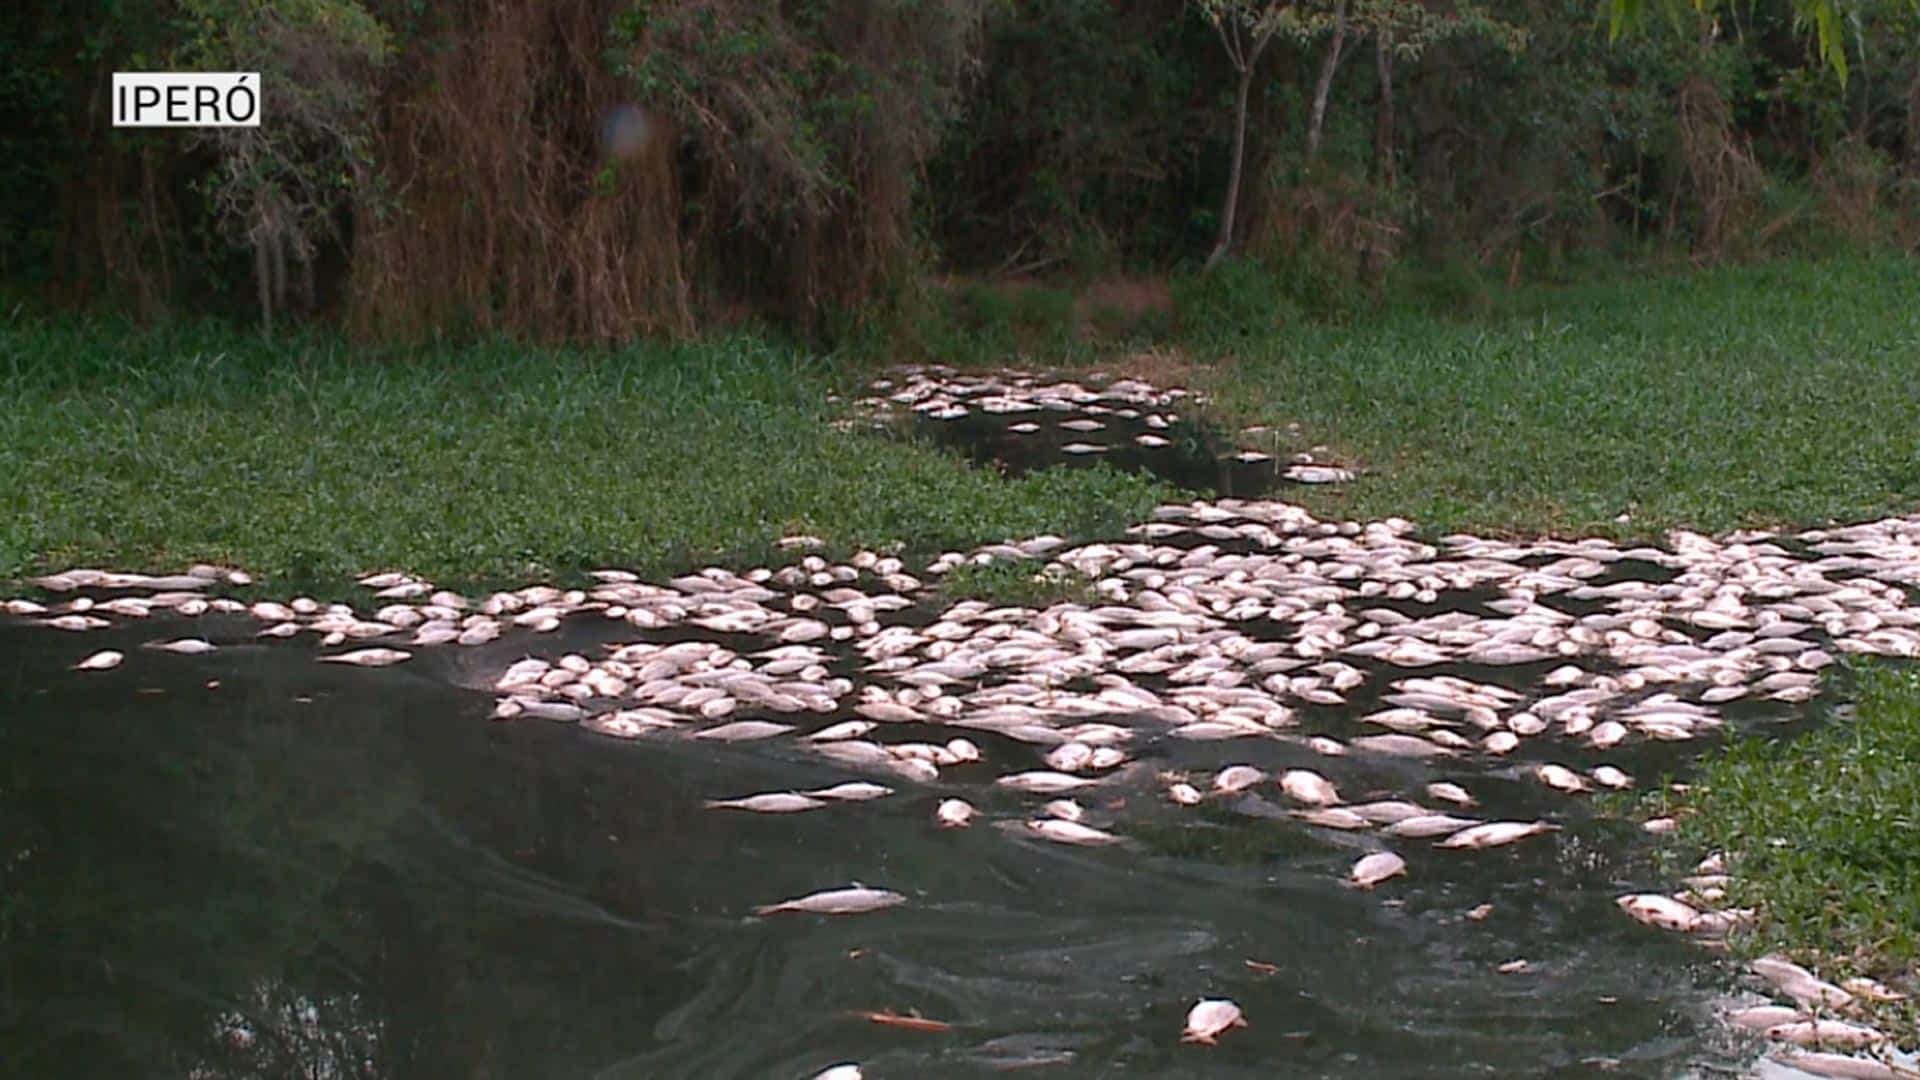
[1605,0,1858,81]
[1192,0,1290,269]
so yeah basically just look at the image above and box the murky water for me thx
[1,610,1760,1078]
[858,366,1351,497]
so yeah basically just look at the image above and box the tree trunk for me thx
[1307,0,1351,162]
[1375,32,1396,186]
[1906,71,1920,176]
[1206,65,1255,270]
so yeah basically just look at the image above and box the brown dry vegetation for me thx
[347,1,690,341]
[10,0,1920,341]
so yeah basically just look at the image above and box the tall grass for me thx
[1641,662,1920,1039]
[0,315,1169,595]
[1195,255,1920,538]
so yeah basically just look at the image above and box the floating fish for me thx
[1295,807,1372,830]
[693,720,795,742]
[807,782,894,802]
[996,771,1096,794]
[1212,765,1265,794]
[936,799,975,828]
[1279,769,1340,806]
[1751,956,1854,1010]
[1616,893,1700,932]
[72,650,123,671]
[1437,821,1559,850]
[145,638,217,655]
[704,792,827,814]
[1764,1020,1885,1049]
[1025,819,1120,846]
[754,884,905,916]
[1350,851,1407,888]
[1385,813,1480,838]
[318,648,412,667]
[1181,999,1246,1045]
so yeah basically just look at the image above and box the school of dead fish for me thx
[16,368,1920,1074]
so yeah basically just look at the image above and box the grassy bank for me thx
[1162,255,1920,540]
[1643,662,1920,1036]
[0,316,1170,597]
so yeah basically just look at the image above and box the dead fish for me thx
[704,792,827,814]
[1168,782,1204,806]
[807,782,894,802]
[754,884,905,916]
[1295,807,1372,830]
[1591,765,1634,789]
[1764,1020,1885,1049]
[1349,800,1428,825]
[73,649,124,671]
[996,771,1096,794]
[1042,799,1085,822]
[1729,1005,1806,1031]
[1350,851,1407,888]
[317,648,411,667]
[936,798,975,828]
[1279,769,1340,806]
[1438,821,1560,850]
[1181,999,1246,1045]
[1751,956,1854,1010]
[1535,763,1588,793]
[1643,817,1679,834]
[1840,977,1906,1003]
[1350,734,1454,758]
[693,720,795,742]
[1026,819,1121,846]
[808,720,877,742]
[145,638,217,655]
[45,615,111,631]
[1044,742,1094,772]
[1426,782,1475,808]
[1385,813,1481,838]
[1616,894,1700,932]
[812,1065,863,1080]
[1768,1050,1919,1080]
[1212,765,1266,794]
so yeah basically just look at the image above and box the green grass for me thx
[934,558,1097,608]
[1642,662,1920,1037]
[0,314,1172,598]
[1180,255,1920,539]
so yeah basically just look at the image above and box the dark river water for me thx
[0,613,1763,1079]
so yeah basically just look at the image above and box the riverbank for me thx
[8,256,1919,600]
[1154,254,1920,540]
[1641,662,1920,1046]
[0,317,1171,599]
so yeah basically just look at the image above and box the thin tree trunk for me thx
[255,240,273,336]
[1375,32,1396,186]
[1206,65,1255,270]
[1307,0,1351,162]
[1906,71,1920,176]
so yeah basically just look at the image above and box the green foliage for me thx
[937,558,1098,607]
[0,312,1170,596]
[171,0,392,267]
[1191,255,1920,538]
[1637,661,1920,1040]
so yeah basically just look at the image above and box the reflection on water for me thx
[0,616,1758,1079]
